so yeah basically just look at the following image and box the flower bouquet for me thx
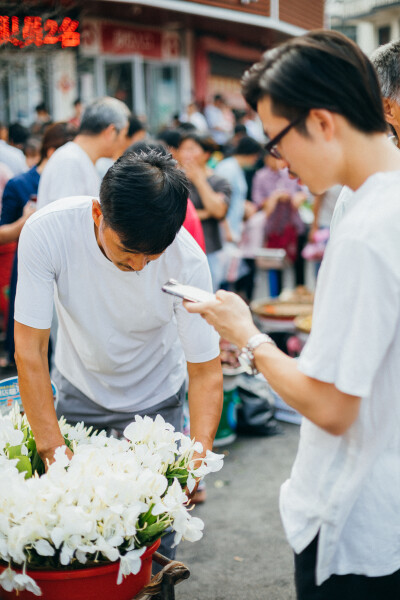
[0,405,223,597]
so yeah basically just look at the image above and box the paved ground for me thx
[176,423,300,600]
[0,267,306,599]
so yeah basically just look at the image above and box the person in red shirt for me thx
[127,140,205,251]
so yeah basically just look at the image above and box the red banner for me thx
[101,23,162,57]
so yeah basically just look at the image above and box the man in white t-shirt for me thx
[37,97,130,209]
[14,150,223,557]
[185,31,400,598]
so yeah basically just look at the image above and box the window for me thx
[378,26,391,46]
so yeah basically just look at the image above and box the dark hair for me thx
[38,122,76,166]
[157,129,182,150]
[127,116,145,138]
[125,140,167,156]
[35,102,48,113]
[234,135,262,155]
[99,149,189,254]
[370,40,400,101]
[178,122,197,133]
[234,123,247,135]
[8,123,29,146]
[73,98,81,107]
[242,30,387,135]
[178,133,217,154]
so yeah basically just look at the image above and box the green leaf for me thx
[16,456,32,479]
[136,521,168,544]
[7,444,23,459]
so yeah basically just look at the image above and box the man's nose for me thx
[130,256,148,271]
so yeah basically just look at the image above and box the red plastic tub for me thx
[0,539,160,600]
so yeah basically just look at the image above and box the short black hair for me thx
[234,123,247,135]
[127,116,145,137]
[178,133,217,154]
[234,135,262,155]
[8,122,29,146]
[125,140,167,156]
[35,102,48,113]
[157,129,182,150]
[178,122,197,133]
[100,149,189,255]
[242,30,387,135]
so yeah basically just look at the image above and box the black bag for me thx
[236,374,282,437]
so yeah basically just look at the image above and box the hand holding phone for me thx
[162,279,216,303]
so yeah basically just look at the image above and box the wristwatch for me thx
[238,333,276,375]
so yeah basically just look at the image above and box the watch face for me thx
[238,353,254,375]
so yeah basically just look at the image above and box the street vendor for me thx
[13,150,223,557]
[185,31,400,599]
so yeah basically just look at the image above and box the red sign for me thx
[101,23,162,58]
[0,16,80,48]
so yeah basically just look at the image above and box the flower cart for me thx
[0,402,223,599]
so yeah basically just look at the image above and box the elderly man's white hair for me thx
[370,41,400,101]
[79,96,130,135]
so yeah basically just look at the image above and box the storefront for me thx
[79,19,190,132]
[193,35,263,110]
[0,13,80,126]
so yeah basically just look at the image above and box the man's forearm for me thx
[252,343,360,435]
[187,360,223,453]
[15,353,65,461]
[0,217,25,244]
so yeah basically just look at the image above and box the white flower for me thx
[0,568,42,596]
[0,420,24,450]
[0,409,223,595]
[191,450,224,478]
[117,547,146,584]
[33,540,55,557]
[14,572,42,596]
[0,567,16,592]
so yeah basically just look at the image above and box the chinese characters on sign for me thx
[0,16,80,48]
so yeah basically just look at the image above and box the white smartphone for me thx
[162,279,216,303]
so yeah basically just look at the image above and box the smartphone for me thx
[162,279,216,303]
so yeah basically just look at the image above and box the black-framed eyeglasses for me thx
[265,112,308,159]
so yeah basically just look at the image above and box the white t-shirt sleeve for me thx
[173,257,220,363]
[38,157,96,209]
[298,237,400,398]
[14,223,56,329]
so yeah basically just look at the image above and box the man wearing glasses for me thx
[185,30,400,598]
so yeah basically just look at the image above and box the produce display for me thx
[0,405,223,596]
[251,286,314,321]
[294,314,313,334]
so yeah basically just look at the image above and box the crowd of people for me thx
[0,90,340,373]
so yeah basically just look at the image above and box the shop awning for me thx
[100,0,307,37]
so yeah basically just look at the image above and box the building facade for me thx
[0,0,324,131]
[327,0,400,55]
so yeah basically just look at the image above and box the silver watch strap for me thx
[246,333,276,352]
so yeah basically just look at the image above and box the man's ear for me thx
[308,109,335,141]
[92,199,103,228]
[382,97,397,128]
[102,123,117,142]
